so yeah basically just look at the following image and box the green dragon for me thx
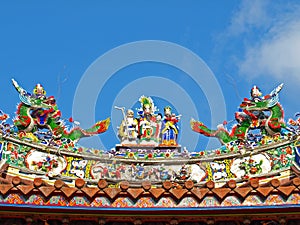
[12,79,110,142]
[191,84,286,144]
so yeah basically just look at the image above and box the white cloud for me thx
[216,1,300,116]
[227,0,270,36]
[225,1,300,83]
[240,20,300,79]
[229,1,300,117]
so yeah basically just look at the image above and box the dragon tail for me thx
[63,118,110,141]
[190,119,235,144]
[190,119,215,137]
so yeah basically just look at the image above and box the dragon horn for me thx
[12,78,19,90]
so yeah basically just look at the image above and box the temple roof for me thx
[0,168,300,224]
[1,81,300,224]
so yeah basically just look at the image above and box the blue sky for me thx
[1,1,300,151]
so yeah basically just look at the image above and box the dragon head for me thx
[239,99,269,112]
[29,96,53,109]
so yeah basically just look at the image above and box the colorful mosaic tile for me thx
[90,197,111,207]
[178,197,199,207]
[27,194,45,205]
[5,193,25,204]
[69,196,90,207]
[243,195,262,206]
[287,193,300,204]
[111,197,134,207]
[135,197,155,208]
[156,197,176,207]
[199,196,219,207]
[221,196,241,206]
[47,195,68,206]
[265,194,284,205]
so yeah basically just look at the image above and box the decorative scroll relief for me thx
[90,162,206,182]
[230,154,271,179]
[209,161,229,180]
[25,150,67,177]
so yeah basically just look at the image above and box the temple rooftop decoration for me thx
[0,80,300,224]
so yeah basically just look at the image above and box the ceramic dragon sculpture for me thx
[12,79,110,142]
[190,84,286,145]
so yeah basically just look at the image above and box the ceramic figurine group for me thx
[116,95,181,146]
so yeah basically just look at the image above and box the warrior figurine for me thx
[137,96,160,145]
[161,106,180,145]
